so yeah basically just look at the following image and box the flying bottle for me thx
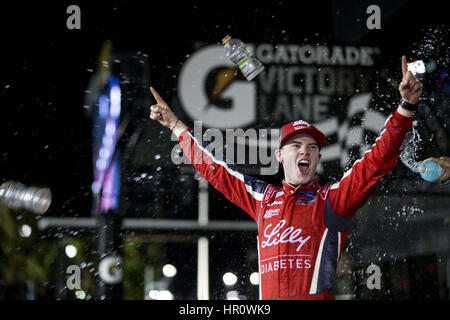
[222,35,264,81]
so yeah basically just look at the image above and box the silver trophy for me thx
[0,181,52,214]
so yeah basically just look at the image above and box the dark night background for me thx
[0,0,449,302]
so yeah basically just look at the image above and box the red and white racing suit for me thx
[178,110,412,300]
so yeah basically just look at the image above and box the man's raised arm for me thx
[328,56,422,218]
[148,87,269,221]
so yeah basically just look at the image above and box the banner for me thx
[176,43,387,176]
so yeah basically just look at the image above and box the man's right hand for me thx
[149,87,188,136]
[149,87,178,128]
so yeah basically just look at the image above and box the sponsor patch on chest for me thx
[296,190,317,205]
[261,219,311,252]
[263,208,280,219]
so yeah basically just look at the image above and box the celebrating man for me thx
[149,56,422,299]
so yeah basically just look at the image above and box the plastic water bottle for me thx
[222,35,264,81]
[419,161,449,184]
[0,181,52,214]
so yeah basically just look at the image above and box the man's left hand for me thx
[399,55,423,104]
[423,157,450,184]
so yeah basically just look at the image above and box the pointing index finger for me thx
[401,55,408,78]
[150,87,166,105]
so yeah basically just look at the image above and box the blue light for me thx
[110,85,121,118]
[99,95,109,118]
[92,76,122,213]
[109,77,121,119]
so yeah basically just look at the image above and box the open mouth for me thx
[297,160,310,175]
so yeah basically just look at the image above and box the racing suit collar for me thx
[282,176,320,194]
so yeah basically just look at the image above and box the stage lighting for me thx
[65,244,77,258]
[162,264,177,278]
[0,181,52,214]
[223,272,237,286]
[250,272,260,285]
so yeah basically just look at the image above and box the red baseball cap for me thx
[279,120,326,149]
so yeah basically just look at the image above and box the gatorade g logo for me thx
[178,45,257,128]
